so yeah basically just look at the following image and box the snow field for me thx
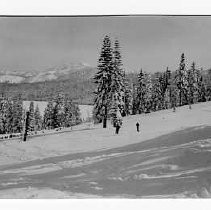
[0,101,211,167]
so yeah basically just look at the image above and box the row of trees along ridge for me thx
[93,35,209,128]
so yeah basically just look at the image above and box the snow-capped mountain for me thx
[0,62,96,83]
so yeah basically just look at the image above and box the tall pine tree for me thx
[93,35,113,128]
[175,53,188,106]
[136,69,146,114]
[187,62,196,108]
[110,39,125,120]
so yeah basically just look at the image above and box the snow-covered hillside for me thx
[0,102,211,198]
[0,75,25,83]
[0,62,96,83]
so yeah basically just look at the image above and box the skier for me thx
[136,122,140,132]
[115,122,120,134]
[115,119,122,134]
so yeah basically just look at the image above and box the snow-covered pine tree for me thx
[197,68,207,102]
[5,99,14,134]
[110,39,125,117]
[0,99,6,134]
[158,73,166,109]
[187,62,196,108]
[131,83,138,115]
[43,100,54,129]
[144,73,153,113]
[34,105,42,131]
[0,98,12,134]
[136,69,146,114]
[174,53,188,106]
[151,72,162,111]
[164,67,172,109]
[28,101,35,132]
[124,78,133,115]
[114,39,126,113]
[63,98,73,127]
[192,63,200,103]
[170,75,179,111]
[11,94,23,133]
[109,92,119,127]
[151,73,160,111]
[0,100,4,134]
[52,94,64,129]
[93,35,113,128]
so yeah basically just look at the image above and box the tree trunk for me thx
[23,111,30,142]
[103,106,107,128]
[103,117,107,128]
[179,90,182,106]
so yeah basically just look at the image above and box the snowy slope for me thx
[0,102,211,198]
[1,101,211,166]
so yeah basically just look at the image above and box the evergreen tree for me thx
[112,39,125,115]
[93,35,113,128]
[34,105,42,131]
[0,98,13,134]
[174,53,188,106]
[109,92,119,126]
[164,67,172,109]
[131,83,138,115]
[124,78,133,115]
[144,73,153,113]
[158,73,166,109]
[28,101,35,131]
[197,68,207,102]
[11,94,23,133]
[136,69,146,114]
[151,76,161,111]
[69,102,81,126]
[43,100,54,129]
[187,62,196,107]
[152,72,162,111]
[63,98,73,127]
[52,93,65,128]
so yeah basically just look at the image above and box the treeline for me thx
[0,93,81,136]
[131,56,209,115]
[93,35,211,128]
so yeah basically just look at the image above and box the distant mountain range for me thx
[0,62,97,83]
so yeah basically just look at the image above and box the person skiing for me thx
[136,122,140,132]
[115,121,120,134]
[115,118,122,134]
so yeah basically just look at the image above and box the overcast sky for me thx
[1,16,211,73]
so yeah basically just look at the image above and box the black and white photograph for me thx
[1,7,211,201]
